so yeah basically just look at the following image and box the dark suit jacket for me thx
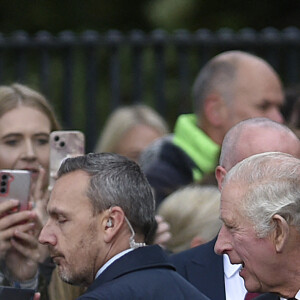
[254,293,280,300]
[77,245,210,300]
[170,238,225,300]
[170,238,280,300]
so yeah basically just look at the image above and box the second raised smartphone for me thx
[49,130,85,190]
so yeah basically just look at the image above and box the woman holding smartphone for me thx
[0,84,87,300]
[0,83,60,299]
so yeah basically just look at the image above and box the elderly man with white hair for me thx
[215,152,300,300]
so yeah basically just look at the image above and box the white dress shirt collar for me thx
[223,254,247,300]
[223,253,241,279]
[95,248,133,279]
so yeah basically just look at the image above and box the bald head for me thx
[220,118,300,171]
[193,51,284,145]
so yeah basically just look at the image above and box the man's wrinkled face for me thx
[214,182,278,293]
[39,170,105,286]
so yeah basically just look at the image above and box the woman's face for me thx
[0,105,51,190]
[115,124,163,163]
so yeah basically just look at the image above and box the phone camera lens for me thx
[59,141,65,148]
[54,136,60,142]
[0,187,6,194]
[2,174,7,181]
[1,180,6,186]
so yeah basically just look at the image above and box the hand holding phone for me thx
[49,130,85,190]
[0,170,31,215]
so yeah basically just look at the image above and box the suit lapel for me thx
[185,239,226,300]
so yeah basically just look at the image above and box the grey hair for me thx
[57,152,157,244]
[224,152,300,237]
[219,117,298,170]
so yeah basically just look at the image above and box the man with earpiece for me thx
[38,153,210,299]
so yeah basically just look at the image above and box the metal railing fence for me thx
[1,27,300,151]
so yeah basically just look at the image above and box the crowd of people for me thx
[0,49,299,300]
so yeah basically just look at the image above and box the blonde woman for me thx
[158,185,222,253]
[0,83,84,300]
[94,104,169,163]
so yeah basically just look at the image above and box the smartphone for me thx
[0,286,35,300]
[0,170,31,213]
[49,130,85,190]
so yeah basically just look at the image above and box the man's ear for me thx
[271,214,289,253]
[204,94,228,127]
[102,206,125,243]
[215,166,226,191]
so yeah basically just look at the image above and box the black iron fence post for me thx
[82,30,99,152]
[152,29,167,117]
[59,30,75,129]
[107,30,123,111]
[130,30,145,104]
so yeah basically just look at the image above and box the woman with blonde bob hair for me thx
[94,104,169,163]
[0,83,89,300]
[0,83,62,299]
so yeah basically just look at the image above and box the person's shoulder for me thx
[143,136,194,185]
[141,135,196,204]
[78,270,210,300]
[140,134,174,171]
[76,284,119,300]
[168,270,211,299]
[170,238,217,262]
[170,244,203,262]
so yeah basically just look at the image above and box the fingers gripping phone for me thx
[49,130,85,191]
[0,170,31,213]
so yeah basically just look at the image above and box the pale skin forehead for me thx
[215,54,285,135]
[215,53,280,108]
[0,106,51,135]
[222,124,300,170]
[217,52,283,94]
[235,126,300,162]
[220,180,246,225]
[235,58,284,101]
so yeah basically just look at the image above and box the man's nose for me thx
[38,222,56,246]
[214,225,232,255]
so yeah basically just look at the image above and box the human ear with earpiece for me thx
[106,208,146,249]
[107,218,113,228]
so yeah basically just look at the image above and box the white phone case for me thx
[49,130,85,190]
